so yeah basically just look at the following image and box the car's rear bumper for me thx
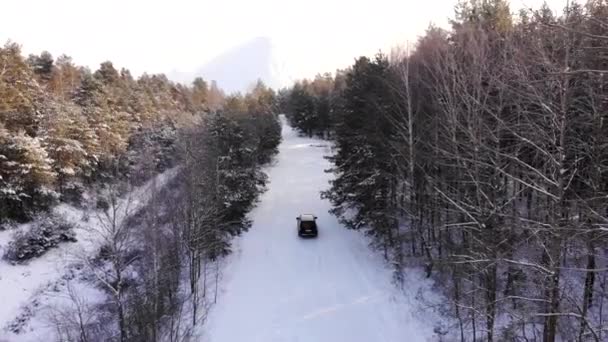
[298,230,318,237]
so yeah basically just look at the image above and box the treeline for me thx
[0,41,282,340]
[282,1,608,341]
[0,42,224,223]
[279,72,344,138]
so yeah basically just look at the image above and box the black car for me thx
[296,214,318,237]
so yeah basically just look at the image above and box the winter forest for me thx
[0,35,281,340]
[281,0,608,341]
[1,0,608,341]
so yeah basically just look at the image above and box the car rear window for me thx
[301,221,316,229]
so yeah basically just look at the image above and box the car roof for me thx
[299,214,316,221]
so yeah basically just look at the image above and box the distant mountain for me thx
[168,37,288,93]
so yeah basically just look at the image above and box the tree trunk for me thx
[485,263,497,342]
[117,296,127,342]
[579,247,596,340]
[453,272,465,342]
[543,239,562,342]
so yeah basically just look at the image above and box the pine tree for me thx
[322,54,399,256]
[0,42,43,136]
[27,51,54,83]
[288,82,316,136]
[41,101,97,196]
[206,80,225,112]
[49,55,82,100]
[191,77,208,112]
[0,125,56,221]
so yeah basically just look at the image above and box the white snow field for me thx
[204,116,440,342]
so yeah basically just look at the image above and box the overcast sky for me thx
[2,0,568,89]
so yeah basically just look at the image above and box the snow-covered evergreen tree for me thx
[0,125,57,220]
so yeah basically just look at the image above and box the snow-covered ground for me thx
[0,168,177,341]
[203,117,442,342]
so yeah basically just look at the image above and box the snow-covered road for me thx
[204,117,437,342]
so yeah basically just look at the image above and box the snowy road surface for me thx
[204,116,437,342]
